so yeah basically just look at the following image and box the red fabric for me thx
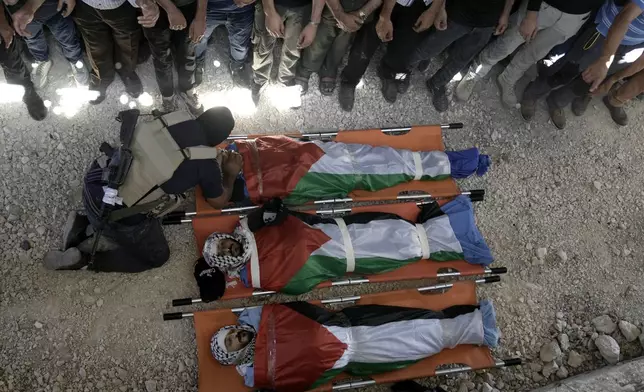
[254,304,347,392]
[247,215,331,291]
[236,137,325,203]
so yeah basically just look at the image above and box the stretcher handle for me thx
[483,275,501,283]
[163,312,185,321]
[173,297,196,307]
[488,267,507,274]
[502,358,522,367]
[469,189,485,202]
[447,123,464,129]
[161,217,184,225]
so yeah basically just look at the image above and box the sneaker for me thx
[251,81,263,106]
[427,80,448,112]
[89,89,106,105]
[338,83,356,112]
[455,63,490,102]
[43,247,88,270]
[120,72,143,98]
[62,211,89,250]
[496,74,518,108]
[396,73,411,94]
[380,78,398,103]
[294,77,309,96]
[571,94,592,116]
[23,88,48,121]
[180,89,204,115]
[602,96,628,126]
[70,60,90,86]
[230,63,251,89]
[162,95,179,113]
[32,59,53,89]
[546,95,566,130]
[520,98,537,121]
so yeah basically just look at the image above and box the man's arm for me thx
[297,0,324,48]
[584,1,644,91]
[358,0,382,18]
[262,0,284,37]
[310,0,324,23]
[413,0,444,33]
[155,0,187,29]
[206,151,243,209]
[10,0,46,36]
[0,7,14,48]
[594,51,644,95]
[206,172,236,209]
[378,0,395,21]
[189,0,207,41]
[495,0,515,35]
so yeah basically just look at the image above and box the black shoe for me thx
[426,80,448,112]
[571,94,592,116]
[294,77,309,96]
[89,89,106,105]
[396,73,411,94]
[120,72,142,98]
[602,95,628,126]
[195,65,204,87]
[43,248,89,270]
[251,81,263,105]
[230,63,251,89]
[546,95,566,130]
[417,59,431,73]
[62,211,90,250]
[23,88,48,121]
[338,83,356,112]
[520,98,537,121]
[381,78,398,103]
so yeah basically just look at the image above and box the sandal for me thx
[319,77,336,96]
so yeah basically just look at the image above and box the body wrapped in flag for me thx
[195,196,492,299]
[210,300,499,391]
[227,136,490,204]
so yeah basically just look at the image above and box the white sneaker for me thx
[162,95,179,113]
[455,63,492,102]
[70,60,90,87]
[180,89,204,115]
[32,59,53,89]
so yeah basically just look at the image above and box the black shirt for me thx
[446,0,520,28]
[528,0,605,15]
[274,0,311,10]
[160,120,224,199]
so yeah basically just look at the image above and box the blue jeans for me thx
[23,0,83,63]
[195,6,254,69]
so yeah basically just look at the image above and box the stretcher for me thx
[170,124,502,304]
[163,278,521,392]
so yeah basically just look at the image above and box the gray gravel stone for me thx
[540,340,562,363]
[567,351,584,368]
[542,361,559,378]
[618,320,641,342]
[595,335,620,364]
[558,333,570,351]
[592,315,617,334]
[145,380,157,392]
[556,366,569,379]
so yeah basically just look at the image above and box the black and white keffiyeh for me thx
[211,324,256,366]
[203,223,253,272]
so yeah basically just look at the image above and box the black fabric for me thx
[194,257,227,301]
[274,0,311,9]
[527,0,604,15]
[0,34,34,90]
[245,198,289,232]
[195,106,235,146]
[283,301,352,328]
[290,210,414,226]
[160,119,224,199]
[446,0,519,28]
[417,201,444,223]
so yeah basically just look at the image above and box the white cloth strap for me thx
[415,224,431,260]
[412,152,423,181]
[334,218,355,273]
[240,219,261,288]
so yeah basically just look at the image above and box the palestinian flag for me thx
[232,136,490,204]
[245,300,498,391]
[238,196,492,295]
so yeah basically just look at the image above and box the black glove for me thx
[194,257,226,302]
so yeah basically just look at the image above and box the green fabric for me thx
[310,360,420,389]
[281,255,347,295]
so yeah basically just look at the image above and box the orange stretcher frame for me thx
[187,280,504,392]
[187,125,492,300]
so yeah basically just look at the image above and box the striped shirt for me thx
[397,0,433,7]
[81,0,127,10]
[596,0,644,46]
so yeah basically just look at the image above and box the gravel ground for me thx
[1,32,644,392]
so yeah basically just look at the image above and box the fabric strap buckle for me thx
[415,223,431,260]
[334,218,356,273]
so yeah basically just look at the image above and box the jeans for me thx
[195,5,254,70]
[252,1,310,85]
[297,7,353,80]
[0,39,34,91]
[341,0,428,86]
[410,18,494,88]
[23,0,83,63]
[73,0,141,91]
[609,68,644,107]
[83,160,170,273]
[478,0,589,85]
[143,2,198,97]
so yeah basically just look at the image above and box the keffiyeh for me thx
[211,324,257,366]
[203,224,253,272]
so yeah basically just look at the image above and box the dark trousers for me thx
[73,0,141,91]
[23,0,83,63]
[0,39,34,90]
[341,0,427,86]
[83,161,170,273]
[143,1,198,97]
[410,18,494,88]
[252,1,310,85]
[196,6,254,70]
[297,7,353,80]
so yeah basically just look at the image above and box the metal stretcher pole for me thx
[161,189,485,225]
[164,276,502,318]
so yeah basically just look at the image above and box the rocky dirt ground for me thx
[1,31,644,392]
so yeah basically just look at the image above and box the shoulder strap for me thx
[182,146,220,160]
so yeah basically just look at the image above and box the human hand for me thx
[11,6,35,37]
[0,23,14,48]
[137,0,160,28]
[592,76,617,96]
[265,11,284,38]
[434,7,447,30]
[189,17,205,42]
[583,58,610,92]
[297,23,317,49]
[495,12,509,35]
[336,11,363,32]
[376,16,393,42]
[519,11,538,42]
[223,151,243,177]
[167,9,187,30]
[57,0,76,17]
[413,8,438,33]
